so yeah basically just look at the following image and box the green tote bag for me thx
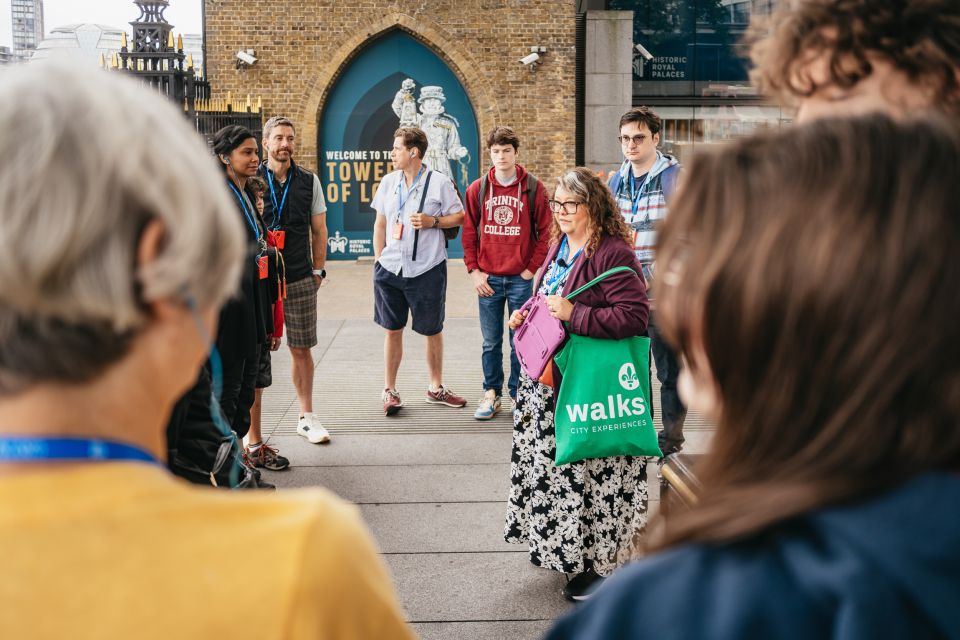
[552,268,663,466]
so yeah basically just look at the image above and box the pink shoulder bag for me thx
[513,266,636,380]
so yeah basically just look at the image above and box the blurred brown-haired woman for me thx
[505,167,650,601]
[547,116,960,638]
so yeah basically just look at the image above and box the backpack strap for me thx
[564,266,637,300]
[660,163,680,200]
[411,170,433,262]
[476,174,489,217]
[525,173,540,240]
[607,170,623,197]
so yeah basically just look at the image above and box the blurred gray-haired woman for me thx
[0,62,413,640]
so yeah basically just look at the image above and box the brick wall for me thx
[204,0,577,182]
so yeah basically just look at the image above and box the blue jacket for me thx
[546,472,960,639]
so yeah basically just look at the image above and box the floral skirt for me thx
[503,370,649,576]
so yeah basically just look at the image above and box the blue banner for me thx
[319,31,479,259]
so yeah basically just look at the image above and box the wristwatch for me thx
[312,268,327,278]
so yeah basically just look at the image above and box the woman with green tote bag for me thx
[504,168,651,602]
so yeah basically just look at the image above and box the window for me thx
[655,104,790,163]
[730,1,751,24]
[609,1,789,156]
[609,0,782,97]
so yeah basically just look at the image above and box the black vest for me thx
[259,160,316,282]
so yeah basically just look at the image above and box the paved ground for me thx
[257,259,714,640]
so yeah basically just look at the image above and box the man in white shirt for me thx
[372,127,468,416]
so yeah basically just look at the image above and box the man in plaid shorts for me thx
[258,116,331,445]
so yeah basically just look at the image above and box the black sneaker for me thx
[562,568,605,602]
[246,442,290,471]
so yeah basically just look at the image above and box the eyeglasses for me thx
[617,134,648,146]
[548,199,583,215]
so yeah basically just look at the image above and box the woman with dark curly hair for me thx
[504,167,650,602]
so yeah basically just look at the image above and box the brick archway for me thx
[299,15,500,167]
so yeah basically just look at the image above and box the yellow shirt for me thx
[0,463,415,640]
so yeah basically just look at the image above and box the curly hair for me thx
[747,0,960,113]
[550,167,632,256]
[247,175,267,196]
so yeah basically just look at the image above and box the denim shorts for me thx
[373,260,447,336]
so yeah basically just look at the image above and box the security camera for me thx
[519,52,541,66]
[634,42,654,61]
[236,50,257,67]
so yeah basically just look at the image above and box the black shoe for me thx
[246,442,291,471]
[250,467,276,490]
[659,443,683,457]
[562,568,605,602]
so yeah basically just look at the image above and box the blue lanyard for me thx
[0,437,158,465]
[628,169,647,218]
[545,237,584,294]
[266,167,292,228]
[227,182,262,243]
[395,166,426,213]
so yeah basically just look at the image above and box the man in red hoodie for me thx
[462,126,552,419]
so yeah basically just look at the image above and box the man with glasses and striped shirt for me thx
[607,107,685,456]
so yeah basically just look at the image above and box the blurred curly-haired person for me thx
[748,0,960,121]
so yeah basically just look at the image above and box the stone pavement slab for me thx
[359,503,515,553]
[266,463,511,503]
[412,621,554,640]
[385,552,570,622]
[266,317,517,437]
[255,261,714,639]
[262,433,512,467]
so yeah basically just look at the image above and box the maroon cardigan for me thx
[534,233,650,339]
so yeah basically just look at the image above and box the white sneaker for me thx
[297,413,330,444]
[474,389,502,420]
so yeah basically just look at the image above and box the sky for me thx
[1,0,203,49]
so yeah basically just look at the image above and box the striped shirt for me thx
[608,152,680,284]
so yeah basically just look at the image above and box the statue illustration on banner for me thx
[392,79,469,183]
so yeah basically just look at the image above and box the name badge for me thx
[392,222,404,240]
[257,255,269,280]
